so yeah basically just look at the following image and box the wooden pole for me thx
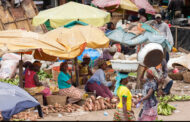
[19,53,24,88]
[175,27,178,48]
[74,58,79,87]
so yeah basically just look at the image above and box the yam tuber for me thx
[95,100,101,110]
[90,96,96,104]
[98,98,105,110]
[104,101,112,109]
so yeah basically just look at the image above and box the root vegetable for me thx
[104,101,112,109]
[95,100,101,110]
[90,96,96,104]
[98,98,105,110]
[73,104,81,109]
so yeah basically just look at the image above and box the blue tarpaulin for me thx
[106,23,172,51]
[0,82,43,120]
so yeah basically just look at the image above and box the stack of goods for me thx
[159,95,190,102]
[83,96,118,111]
[38,70,53,81]
[42,103,81,115]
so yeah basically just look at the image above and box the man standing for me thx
[153,14,174,63]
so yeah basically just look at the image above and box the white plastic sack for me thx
[0,60,19,79]
[2,53,20,61]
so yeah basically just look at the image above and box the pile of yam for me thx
[83,96,118,111]
[42,103,81,115]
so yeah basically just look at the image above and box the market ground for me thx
[40,80,190,121]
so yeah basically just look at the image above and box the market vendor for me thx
[24,61,51,97]
[153,14,174,63]
[79,54,92,85]
[113,72,135,121]
[85,59,113,99]
[138,8,147,23]
[58,61,84,104]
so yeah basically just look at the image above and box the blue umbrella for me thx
[77,48,100,61]
[0,82,43,120]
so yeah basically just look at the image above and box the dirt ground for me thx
[39,80,190,121]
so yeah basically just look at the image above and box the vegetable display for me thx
[0,77,19,86]
[37,70,52,81]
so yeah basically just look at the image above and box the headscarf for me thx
[114,72,128,95]
[83,54,90,59]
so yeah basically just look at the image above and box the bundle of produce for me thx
[11,111,40,121]
[157,102,176,116]
[42,103,81,115]
[159,95,190,102]
[0,77,19,86]
[83,96,118,111]
[38,70,53,81]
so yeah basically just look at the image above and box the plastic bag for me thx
[0,60,19,79]
[2,53,20,61]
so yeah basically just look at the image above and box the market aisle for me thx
[39,101,190,121]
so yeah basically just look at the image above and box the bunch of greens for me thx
[37,70,52,81]
[0,77,19,86]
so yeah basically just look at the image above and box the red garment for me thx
[25,69,37,88]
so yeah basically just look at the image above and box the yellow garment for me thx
[120,0,138,12]
[32,2,110,28]
[25,86,46,96]
[79,63,89,75]
[117,85,132,111]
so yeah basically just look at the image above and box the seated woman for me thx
[24,61,51,97]
[113,72,135,121]
[79,54,92,85]
[58,61,84,104]
[85,59,113,99]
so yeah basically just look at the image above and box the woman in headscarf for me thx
[113,72,135,121]
[58,61,84,104]
[85,59,113,99]
[24,61,51,97]
[79,54,92,85]
[135,68,158,121]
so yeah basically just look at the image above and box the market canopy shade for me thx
[69,25,109,48]
[120,0,138,12]
[0,29,86,61]
[32,2,111,28]
[91,0,138,12]
[131,0,156,15]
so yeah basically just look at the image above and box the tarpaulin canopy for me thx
[120,0,138,12]
[91,0,138,12]
[131,0,156,15]
[106,23,172,51]
[32,2,111,28]
[0,29,86,61]
[69,25,109,48]
[0,82,42,120]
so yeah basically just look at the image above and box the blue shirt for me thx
[58,72,71,89]
[88,69,112,87]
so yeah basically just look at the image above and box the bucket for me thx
[137,43,164,67]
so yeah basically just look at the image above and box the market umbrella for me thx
[0,82,43,121]
[77,48,101,61]
[32,2,111,28]
[131,0,156,15]
[91,0,138,12]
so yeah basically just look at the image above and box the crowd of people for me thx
[21,8,175,121]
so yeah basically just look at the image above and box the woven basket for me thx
[183,72,190,83]
[168,72,183,80]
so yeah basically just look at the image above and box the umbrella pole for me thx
[74,57,79,87]
[19,53,24,88]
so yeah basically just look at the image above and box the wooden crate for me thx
[32,93,43,105]
[0,0,47,33]
[46,95,67,106]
